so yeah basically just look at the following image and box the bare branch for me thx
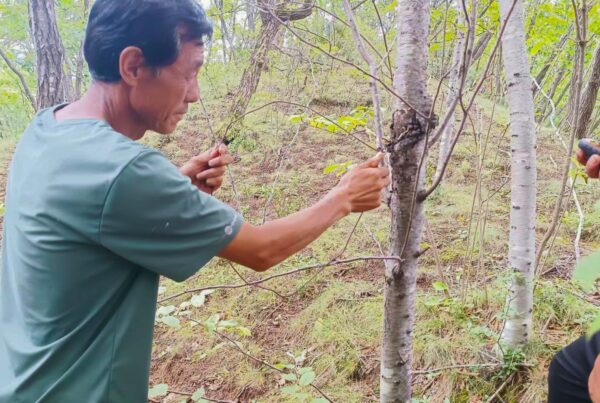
[420,0,519,200]
[342,0,384,151]
[0,46,36,110]
[158,255,400,303]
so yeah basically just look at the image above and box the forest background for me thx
[2,0,600,402]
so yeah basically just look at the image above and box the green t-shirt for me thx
[0,106,243,402]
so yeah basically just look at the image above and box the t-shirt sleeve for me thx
[99,150,243,282]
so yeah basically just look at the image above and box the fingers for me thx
[196,166,226,181]
[359,152,384,169]
[586,155,600,178]
[577,149,588,166]
[205,176,223,188]
[208,152,234,168]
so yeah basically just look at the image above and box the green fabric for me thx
[0,105,242,403]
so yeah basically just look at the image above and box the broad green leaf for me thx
[299,369,316,386]
[148,383,169,398]
[161,316,181,329]
[432,281,449,292]
[310,399,329,403]
[204,314,220,332]
[191,387,206,401]
[218,319,238,328]
[157,305,176,316]
[282,373,297,382]
[281,385,300,395]
[573,250,600,292]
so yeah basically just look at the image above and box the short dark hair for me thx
[84,0,213,82]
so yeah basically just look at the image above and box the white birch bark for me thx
[435,12,465,180]
[498,0,537,349]
[380,1,432,401]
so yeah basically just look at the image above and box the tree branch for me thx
[0,46,36,110]
[158,255,400,303]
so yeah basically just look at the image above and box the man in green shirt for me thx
[0,1,389,402]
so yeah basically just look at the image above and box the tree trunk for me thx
[247,2,256,31]
[224,0,312,139]
[532,26,572,97]
[575,41,600,139]
[75,0,90,99]
[436,11,467,180]
[380,0,433,401]
[498,0,537,349]
[538,66,566,122]
[215,0,234,64]
[29,0,69,109]
[471,31,493,65]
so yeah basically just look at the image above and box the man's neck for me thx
[54,82,147,140]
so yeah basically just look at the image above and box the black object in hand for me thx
[579,138,600,160]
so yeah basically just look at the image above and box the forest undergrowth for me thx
[132,62,600,403]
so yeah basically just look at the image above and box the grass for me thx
[0,56,598,402]
[140,59,600,402]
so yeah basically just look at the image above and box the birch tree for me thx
[436,8,468,181]
[380,0,434,400]
[498,0,537,349]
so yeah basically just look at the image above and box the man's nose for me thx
[186,80,200,103]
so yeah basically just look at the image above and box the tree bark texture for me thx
[380,0,433,401]
[29,0,69,109]
[436,11,466,180]
[498,0,537,349]
[575,41,600,139]
[75,0,90,99]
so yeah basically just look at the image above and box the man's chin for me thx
[155,123,178,135]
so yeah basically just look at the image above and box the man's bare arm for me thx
[219,154,389,271]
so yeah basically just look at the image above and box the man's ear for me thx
[119,46,145,86]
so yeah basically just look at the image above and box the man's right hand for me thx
[332,153,390,213]
[577,149,600,178]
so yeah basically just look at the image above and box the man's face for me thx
[130,41,204,134]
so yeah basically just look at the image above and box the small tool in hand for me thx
[215,137,241,164]
[578,138,600,160]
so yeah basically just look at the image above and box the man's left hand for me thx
[179,144,234,194]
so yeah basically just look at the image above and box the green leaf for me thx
[204,314,220,332]
[289,114,304,123]
[432,281,449,292]
[148,383,169,398]
[299,369,316,386]
[281,385,300,395]
[191,387,206,401]
[235,326,252,337]
[310,399,328,403]
[191,290,214,308]
[282,373,297,382]
[161,316,181,329]
[218,319,238,328]
[573,250,600,292]
[156,305,176,316]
